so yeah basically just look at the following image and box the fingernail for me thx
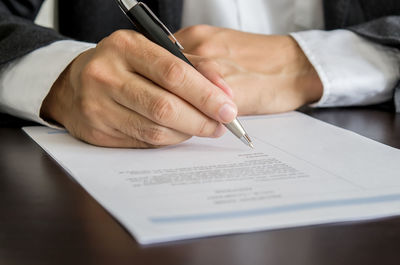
[212,123,227,138]
[218,103,237,123]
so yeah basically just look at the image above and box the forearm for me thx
[0,40,95,125]
[0,9,65,66]
[0,0,88,124]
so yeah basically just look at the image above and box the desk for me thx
[1,108,400,265]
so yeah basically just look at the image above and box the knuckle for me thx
[142,125,168,145]
[150,97,179,124]
[196,58,219,70]
[81,59,123,89]
[107,30,131,49]
[192,43,213,56]
[81,59,106,83]
[161,60,186,89]
[122,113,141,138]
[106,30,145,52]
[120,81,143,104]
[119,115,168,147]
[185,24,211,37]
[196,118,214,136]
[198,88,214,109]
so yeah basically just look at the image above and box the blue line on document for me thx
[47,130,68,134]
[149,193,400,224]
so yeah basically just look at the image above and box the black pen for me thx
[115,0,254,148]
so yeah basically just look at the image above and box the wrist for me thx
[40,48,96,127]
[287,35,323,105]
[297,58,323,105]
[40,58,74,127]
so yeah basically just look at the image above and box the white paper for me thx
[23,112,400,244]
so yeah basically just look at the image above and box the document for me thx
[23,112,400,244]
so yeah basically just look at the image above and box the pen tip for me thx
[241,134,254,149]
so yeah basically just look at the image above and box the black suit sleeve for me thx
[0,0,66,66]
[349,16,400,50]
[348,16,400,112]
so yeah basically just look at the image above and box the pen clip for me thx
[138,2,184,50]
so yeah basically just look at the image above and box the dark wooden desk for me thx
[1,108,400,265]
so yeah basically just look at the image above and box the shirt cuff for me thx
[0,40,96,126]
[291,29,400,107]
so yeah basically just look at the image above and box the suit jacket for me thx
[1,0,400,111]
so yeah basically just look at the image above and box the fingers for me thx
[75,128,154,148]
[63,111,153,148]
[102,96,227,146]
[64,94,192,148]
[102,98,191,146]
[113,112,191,147]
[110,72,226,138]
[143,55,237,124]
[63,97,194,148]
[107,30,238,124]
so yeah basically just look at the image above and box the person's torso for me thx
[55,0,400,43]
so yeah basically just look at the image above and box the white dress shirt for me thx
[0,0,399,126]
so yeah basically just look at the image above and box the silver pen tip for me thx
[249,141,254,149]
[241,134,254,149]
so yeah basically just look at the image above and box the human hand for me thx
[175,25,323,115]
[40,30,238,148]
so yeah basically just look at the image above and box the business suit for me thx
[0,0,400,111]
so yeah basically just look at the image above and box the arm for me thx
[0,40,95,124]
[0,0,65,65]
[0,1,94,125]
[1,2,236,148]
[174,20,400,114]
[291,29,400,108]
[297,15,400,110]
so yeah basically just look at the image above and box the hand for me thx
[175,25,323,115]
[40,30,238,148]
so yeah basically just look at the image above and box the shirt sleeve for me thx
[0,40,96,126]
[290,29,400,107]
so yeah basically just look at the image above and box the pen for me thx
[115,0,254,148]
